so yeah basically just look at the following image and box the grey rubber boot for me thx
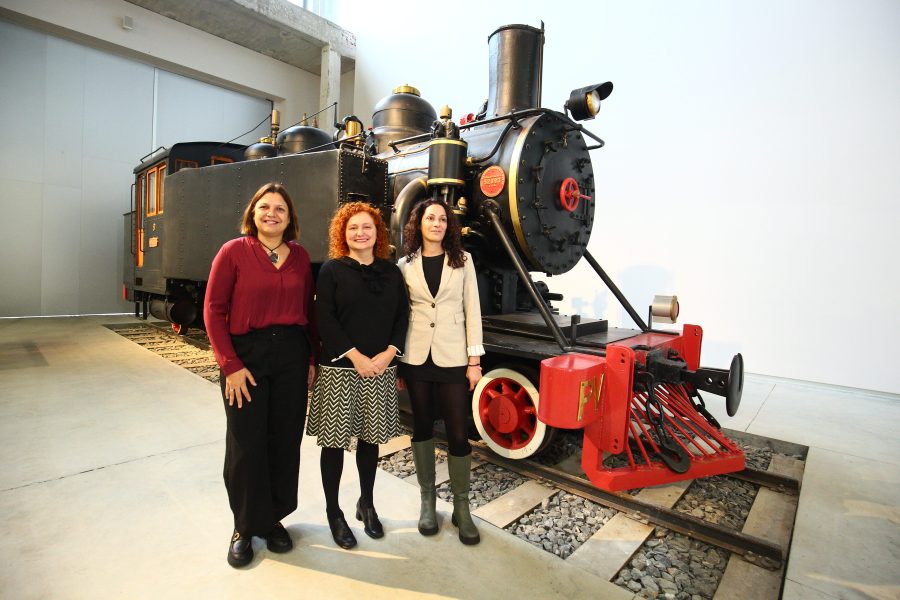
[447,453,480,545]
[411,439,439,535]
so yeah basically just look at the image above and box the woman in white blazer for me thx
[397,199,485,545]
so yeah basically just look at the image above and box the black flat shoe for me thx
[355,499,384,539]
[265,522,293,553]
[227,530,253,568]
[328,514,357,549]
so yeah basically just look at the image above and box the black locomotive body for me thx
[122,23,746,492]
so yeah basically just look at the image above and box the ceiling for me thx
[124,0,355,74]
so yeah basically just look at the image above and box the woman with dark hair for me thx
[398,199,484,545]
[306,202,408,549]
[204,183,317,568]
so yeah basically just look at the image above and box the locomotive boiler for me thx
[123,23,746,492]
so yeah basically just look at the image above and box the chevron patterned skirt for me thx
[306,365,401,449]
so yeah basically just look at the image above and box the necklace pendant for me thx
[269,251,278,264]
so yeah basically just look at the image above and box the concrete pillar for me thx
[320,44,341,127]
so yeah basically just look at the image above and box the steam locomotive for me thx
[123,24,745,491]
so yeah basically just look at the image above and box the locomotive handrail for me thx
[388,108,547,152]
[139,146,166,163]
[469,120,518,164]
[386,107,606,155]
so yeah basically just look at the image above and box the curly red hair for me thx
[328,202,392,260]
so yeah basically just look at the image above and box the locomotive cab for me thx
[124,142,246,333]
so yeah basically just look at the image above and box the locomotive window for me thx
[174,159,198,172]
[211,155,234,165]
[146,169,157,216]
[157,165,166,214]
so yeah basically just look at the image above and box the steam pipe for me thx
[391,176,428,253]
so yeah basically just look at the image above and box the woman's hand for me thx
[308,364,317,391]
[396,376,406,391]
[347,349,379,378]
[371,347,398,374]
[225,368,256,408]
[466,365,482,391]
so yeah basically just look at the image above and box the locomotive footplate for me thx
[482,325,658,361]
[482,312,607,337]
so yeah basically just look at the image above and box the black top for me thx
[315,257,409,368]
[422,253,444,297]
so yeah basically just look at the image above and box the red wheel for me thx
[171,323,188,336]
[472,367,554,459]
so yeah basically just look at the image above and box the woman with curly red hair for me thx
[306,202,408,549]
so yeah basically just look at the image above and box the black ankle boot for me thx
[265,522,293,553]
[328,513,357,549]
[355,498,384,539]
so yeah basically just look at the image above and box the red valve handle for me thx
[559,177,591,212]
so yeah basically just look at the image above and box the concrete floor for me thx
[1,316,898,599]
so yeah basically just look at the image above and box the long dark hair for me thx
[402,199,465,268]
[240,183,300,241]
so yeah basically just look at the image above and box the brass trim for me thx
[508,118,541,269]
[427,177,465,185]
[595,373,605,410]
[345,120,362,137]
[430,139,468,147]
[577,372,605,421]
[393,84,421,96]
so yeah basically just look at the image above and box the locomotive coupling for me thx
[643,349,745,417]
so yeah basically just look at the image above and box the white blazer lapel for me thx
[433,253,454,302]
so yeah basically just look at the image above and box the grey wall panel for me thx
[155,70,270,150]
[0,20,277,316]
[40,184,82,315]
[80,157,134,314]
[0,180,44,316]
[0,21,46,185]
[43,37,85,189]
[219,86,272,145]
[82,49,154,163]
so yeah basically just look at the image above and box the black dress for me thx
[398,253,467,384]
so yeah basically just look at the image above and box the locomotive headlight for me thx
[566,82,613,121]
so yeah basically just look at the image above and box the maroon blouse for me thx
[204,236,315,376]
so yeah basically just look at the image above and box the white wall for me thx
[336,0,900,394]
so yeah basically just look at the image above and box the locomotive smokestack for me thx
[485,23,545,117]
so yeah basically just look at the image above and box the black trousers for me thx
[221,325,309,536]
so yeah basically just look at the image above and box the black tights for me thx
[406,380,471,457]
[320,440,378,519]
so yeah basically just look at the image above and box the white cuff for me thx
[467,344,486,357]
[332,347,357,362]
[389,344,404,357]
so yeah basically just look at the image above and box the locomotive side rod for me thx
[582,250,650,332]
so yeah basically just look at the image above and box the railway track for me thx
[109,320,804,599]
